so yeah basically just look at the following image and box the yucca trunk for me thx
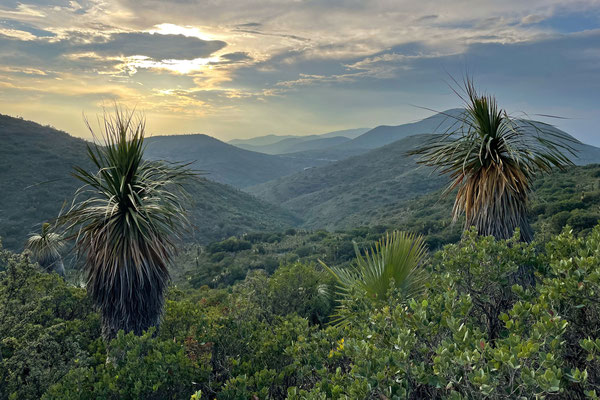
[38,253,66,277]
[454,164,533,242]
[86,235,171,341]
[53,258,66,277]
[93,267,168,341]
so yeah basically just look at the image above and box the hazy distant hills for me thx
[260,109,465,161]
[232,135,352,155]
[0,115,297,251]
[340,109,464,151]
[229,128,369,155]
[144,134,330,188]
[229,134,297,147]
[230,127,368,145]
[236,109,600,165]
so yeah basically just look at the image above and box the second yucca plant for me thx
[411,79,576,242]
[25,222,65,276]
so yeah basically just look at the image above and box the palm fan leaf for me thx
[321,231,428,326]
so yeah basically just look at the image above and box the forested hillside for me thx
[167,164,600,291]
[0,115,297,251]
[248,134,447,228]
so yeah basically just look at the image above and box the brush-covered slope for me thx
[248,134,447,229]
[363,163,600,248]
[144,134,329,188]
[0,114,297,251]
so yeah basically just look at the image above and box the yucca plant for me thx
[58,107,192,341]
[410,79,577,242]
[321,231,428,325]
[25,222,65,276]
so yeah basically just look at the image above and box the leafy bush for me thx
[45,330,200,400]
[0,243,100,400]
[207,237,252,253]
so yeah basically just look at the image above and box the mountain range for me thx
[228,128,370,155]
[2,109,598,250]
[239,111,466,161]
[143,134,331,188]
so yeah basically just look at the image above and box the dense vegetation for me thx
[171,164,600,291]
[2,223,600,399]
[173,227,387,289]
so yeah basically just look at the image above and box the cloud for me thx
[521,14,547,24]
[0,19,56,37]
[416,14,438,22]
[235,22,262,28]
[85,32,226,60]
[0,0,599,141]
[218,52,253,63]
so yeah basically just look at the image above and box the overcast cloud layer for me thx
[0,0,599,143]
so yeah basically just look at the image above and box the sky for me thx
[0,0,599,144]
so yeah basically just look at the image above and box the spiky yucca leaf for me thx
[410,79,577,241]
[25,222,65,276]
[321,231,428,325]
[58,107,192,341]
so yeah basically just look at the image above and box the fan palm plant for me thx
[25,222,65,276]
[58,107,192,341]
[321,231,428,325]
[410,79,577,242]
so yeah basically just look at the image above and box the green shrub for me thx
[4,224,600,399]
[0,243,100,400]
[207,237,252,253]
[44,330,200,400]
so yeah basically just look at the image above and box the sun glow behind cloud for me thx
[120,55,221,75]
[148,23,219,41]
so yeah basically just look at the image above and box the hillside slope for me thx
[248,134,447,229]
[144,134,329,188]
[0,114,297,251]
